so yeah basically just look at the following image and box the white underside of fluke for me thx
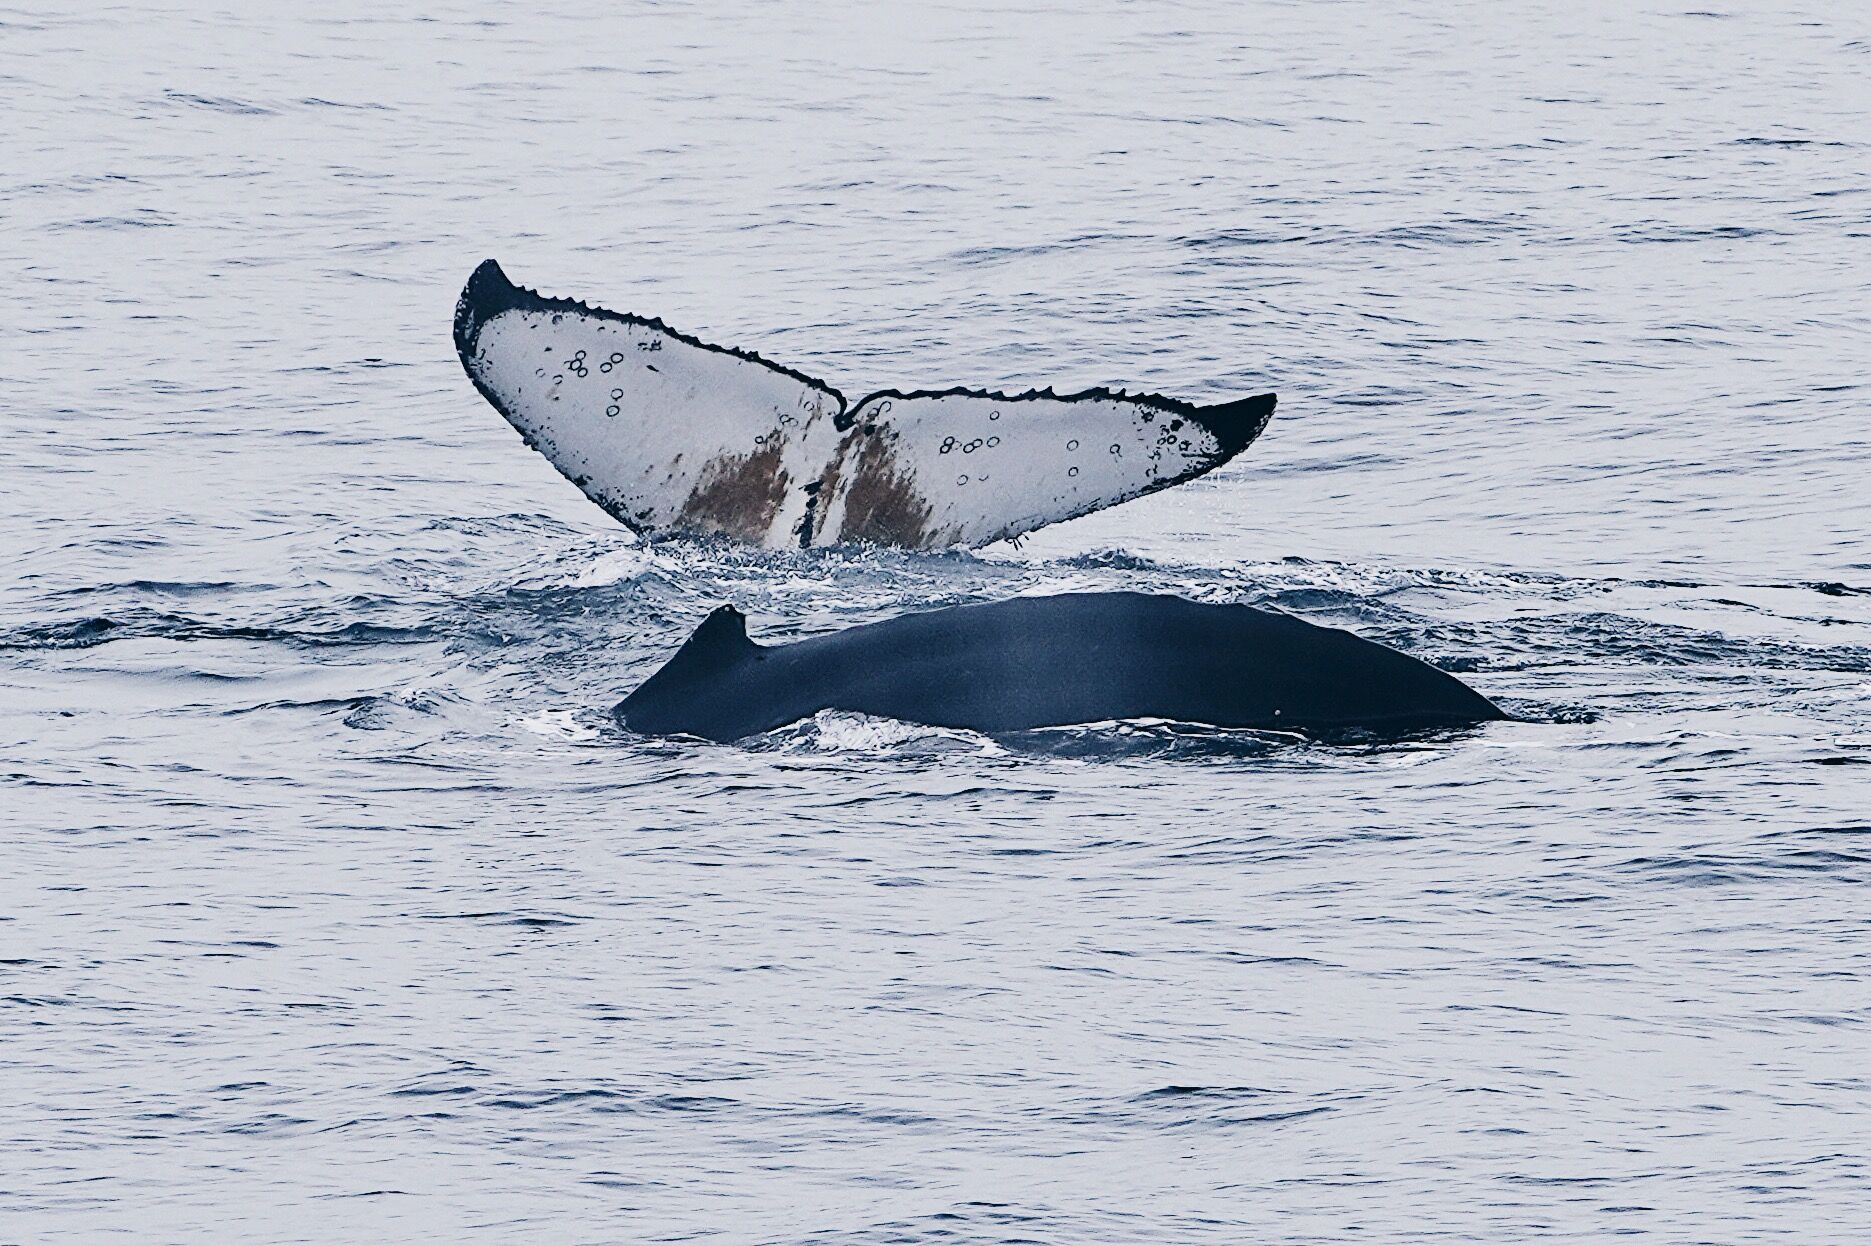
[455,261,1274,549]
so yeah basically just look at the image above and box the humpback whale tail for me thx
[454,259,1276,550]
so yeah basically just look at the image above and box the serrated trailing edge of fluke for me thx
[454,258,849,400]
[454,258,1275,424]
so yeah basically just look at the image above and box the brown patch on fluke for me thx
[831,433,937,547]
[678,442,789,541]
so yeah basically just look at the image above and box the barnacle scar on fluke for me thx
[454,259,1276,549]
[614,592,1509,743]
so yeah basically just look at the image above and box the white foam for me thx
[519,710,598,742]
[570,547,657,588]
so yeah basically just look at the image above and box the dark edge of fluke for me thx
[454,260,1277,456]
[453,258,850,404]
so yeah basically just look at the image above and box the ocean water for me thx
[4,1,1870,1240]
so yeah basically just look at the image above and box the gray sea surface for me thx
[4,1,1870,1241]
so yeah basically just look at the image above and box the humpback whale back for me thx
[617,592,1509,743]
[455,260,1275,549]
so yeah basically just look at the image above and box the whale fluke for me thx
[454,260,1276,549]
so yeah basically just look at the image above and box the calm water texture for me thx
[5,1,1870,1241]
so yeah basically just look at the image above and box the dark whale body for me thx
[616,592,1506,743]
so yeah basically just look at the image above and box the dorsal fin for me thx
[668,604,757,672]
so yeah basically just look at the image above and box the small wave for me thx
[49,579,253,599]
[225,694,378,718]
[1731,136,1850,148]
[482,1085,733,1115]
[1179,226,1318,249]
[948,233,1143,266]
[53,212,175,231]
[1614,839,1871,887]
[298,96,391,112]
[1500,611,1871,674]
[160,89,276,116]
[1614,223,1780,244]
[1056,1084,1338,1132]
[0,611,445,652]
[410,911,585,929]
